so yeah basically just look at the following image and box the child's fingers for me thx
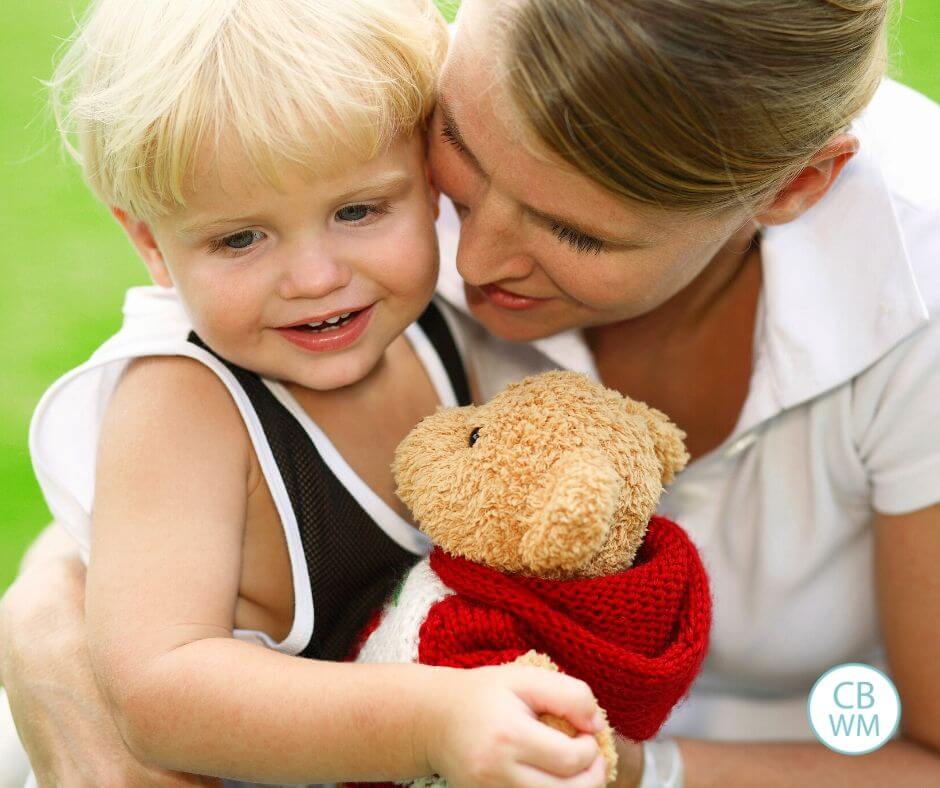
[510,753,608,788]
[512,668,604,733]
[515,721,599,777]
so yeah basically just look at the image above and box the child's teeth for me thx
[297,310,360,332]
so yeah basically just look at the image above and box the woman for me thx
[3,0,939,785]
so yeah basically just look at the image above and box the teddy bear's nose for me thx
[468,427,482,447]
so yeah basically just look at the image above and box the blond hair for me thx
[497,0,891,215]
[51,0,448,220]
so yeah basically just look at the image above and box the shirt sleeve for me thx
[29,357,132,562]
[853,317,940,515]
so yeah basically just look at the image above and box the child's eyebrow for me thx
[178,215,262,240]
[177,173,414,240]
[331,172,414,204]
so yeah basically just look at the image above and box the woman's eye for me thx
[440,123,466,153]
[335,202,390,223]
[211,229,265,254]
[468,427,481,447]
[551,222,605,255]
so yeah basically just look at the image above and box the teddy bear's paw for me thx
[513,651,618,784]
[513,649,559,672]
[401,776,449,788]
[534,711,617,785]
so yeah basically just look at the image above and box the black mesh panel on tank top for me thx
[187,300,470,661]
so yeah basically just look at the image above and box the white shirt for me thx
[434,79,940,741]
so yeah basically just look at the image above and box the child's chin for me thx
[292,353,380,392]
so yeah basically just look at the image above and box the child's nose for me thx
[276,246,352,300]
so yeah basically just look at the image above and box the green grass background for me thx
[1,0,937,594]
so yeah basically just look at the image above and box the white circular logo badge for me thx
[807,663,901,754]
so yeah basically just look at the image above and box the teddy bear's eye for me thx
[468,427,482,447]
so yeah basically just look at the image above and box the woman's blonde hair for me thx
[497,0,891,215]
[51,0,448,220]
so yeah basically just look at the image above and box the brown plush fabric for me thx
[393,371,689,579]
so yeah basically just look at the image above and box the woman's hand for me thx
[0,533,219,787]
[422,662,610,787]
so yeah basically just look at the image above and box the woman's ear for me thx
[111,207,173,287]
[755,134,859,227]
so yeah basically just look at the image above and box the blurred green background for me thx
[1,0,938,593]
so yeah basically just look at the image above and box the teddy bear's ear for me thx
[519,448,624,574]
[623,400,690,485]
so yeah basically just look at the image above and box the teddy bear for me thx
[353,371,711,785]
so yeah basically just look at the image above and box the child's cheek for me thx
[379,201,440,299]
[180,264,268,348]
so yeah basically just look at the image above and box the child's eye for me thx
[335,202,391,224]
[208,229,266,255]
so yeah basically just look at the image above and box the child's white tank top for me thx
[30,285,472,659]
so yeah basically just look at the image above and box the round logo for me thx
[807,663,901,754]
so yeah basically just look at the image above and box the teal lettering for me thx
[834,682,855,709]
[857,714,880,737]
[829,713,855,736]
[857,682,875,710]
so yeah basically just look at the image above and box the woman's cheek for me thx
[544,249,655,313]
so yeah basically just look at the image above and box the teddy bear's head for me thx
[393,371,689,579]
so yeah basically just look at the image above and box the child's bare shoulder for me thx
[101,355,251,473]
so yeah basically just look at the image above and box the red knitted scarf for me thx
[419,516,711,741]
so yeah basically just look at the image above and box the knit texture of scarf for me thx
[419,515,711,741]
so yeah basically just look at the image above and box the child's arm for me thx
[88,357,608,787]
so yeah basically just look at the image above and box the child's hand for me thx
[423,663,609,787]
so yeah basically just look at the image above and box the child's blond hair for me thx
[51,0,448,220]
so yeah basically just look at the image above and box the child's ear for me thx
[111,207,173,288]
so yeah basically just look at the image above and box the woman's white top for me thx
[435,79,940,741]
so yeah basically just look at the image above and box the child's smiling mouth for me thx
[275,305,375,352]
[279,305,371,333]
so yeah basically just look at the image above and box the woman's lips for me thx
[478,284,550,311]
[275,304,374,353]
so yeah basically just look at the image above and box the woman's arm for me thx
[11,520,81,575]
[612,503,940,788]
[89,356,607,786]
[0,524,221,786]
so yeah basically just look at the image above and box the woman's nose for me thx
[457,187,534,285]
[276,242,352,301]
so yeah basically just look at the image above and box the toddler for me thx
[28,0,609,785]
